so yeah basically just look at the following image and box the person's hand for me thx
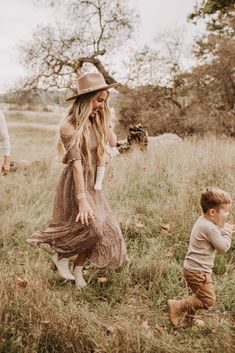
[223,223,235,233]
[76,198,96,225]
[1,161,10,175]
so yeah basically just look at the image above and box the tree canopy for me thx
[190,0,235,19]
[20,0,137,92]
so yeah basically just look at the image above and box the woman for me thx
[27,72,128,288]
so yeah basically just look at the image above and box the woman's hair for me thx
[200,187,232,213]
[57,90,111,168]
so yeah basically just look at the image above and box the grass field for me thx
[0,113,234,353]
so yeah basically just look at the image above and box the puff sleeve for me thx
[62,142,82,165]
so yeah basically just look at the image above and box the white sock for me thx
[94,166,105,190]
[74,265,83,272]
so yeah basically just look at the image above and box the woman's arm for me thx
[72,160,95,225]
[72,160,86,195]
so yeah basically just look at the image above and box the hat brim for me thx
[65,83,119,102]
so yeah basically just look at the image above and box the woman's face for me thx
[90,90,108,117]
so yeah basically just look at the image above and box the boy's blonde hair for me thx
[200,187,232,213]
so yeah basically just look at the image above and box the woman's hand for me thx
[76,198,96,226]
[1,158,10,175]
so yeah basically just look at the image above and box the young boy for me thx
[168,187,235,326]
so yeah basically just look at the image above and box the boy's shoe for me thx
[192,318,205,327]
[74,266,87,288]
[52,254,75,281]
[168,299,182,326]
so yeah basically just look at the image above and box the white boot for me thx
[52,253,75,281]
[74,266,87,288]
[94,166,105,191]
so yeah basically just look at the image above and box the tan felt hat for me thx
[66,72,119,101]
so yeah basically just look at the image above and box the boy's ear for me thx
[208,208,216,217]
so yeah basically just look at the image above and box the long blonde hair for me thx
[57,90,111,168]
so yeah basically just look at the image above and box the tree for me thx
[186,1,235,110]
[19,0,137,92]
[122,26,187,90]
[189,0,234,20]
[123,46,163,87]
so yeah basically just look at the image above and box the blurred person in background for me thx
[0,110,11,175]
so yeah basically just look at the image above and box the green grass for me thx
[0,121,234,353]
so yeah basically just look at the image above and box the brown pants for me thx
[182,268,216,311]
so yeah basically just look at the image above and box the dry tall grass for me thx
[0,122,234,353]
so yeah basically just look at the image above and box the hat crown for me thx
[65,72,118,101]
[78,72,106,92]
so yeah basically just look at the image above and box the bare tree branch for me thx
[19,0,138,92]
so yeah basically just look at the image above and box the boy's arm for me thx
[207,225,233,253]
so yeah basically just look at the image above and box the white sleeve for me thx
[0,111,11,156]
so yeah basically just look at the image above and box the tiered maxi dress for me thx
[26,126,128,269]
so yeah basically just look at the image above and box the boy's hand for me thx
[223,223,235,233]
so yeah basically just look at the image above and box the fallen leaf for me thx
[142,320,150,330]
[106,325,114,334]
[165,252,174,257]
[135,221,145,228]
[18,251,25,256]
[108,174,114,182]
[158,223,170,232]
[193,319,205,327]
[16,276,29,288]
[155,323,164,334]
[230,317,235,326]
[98,277,107,283]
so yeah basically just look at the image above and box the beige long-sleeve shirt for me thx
[184,215,232,273]
[0,110,10,156]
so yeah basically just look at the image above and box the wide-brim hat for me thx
[66,72,119,102]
